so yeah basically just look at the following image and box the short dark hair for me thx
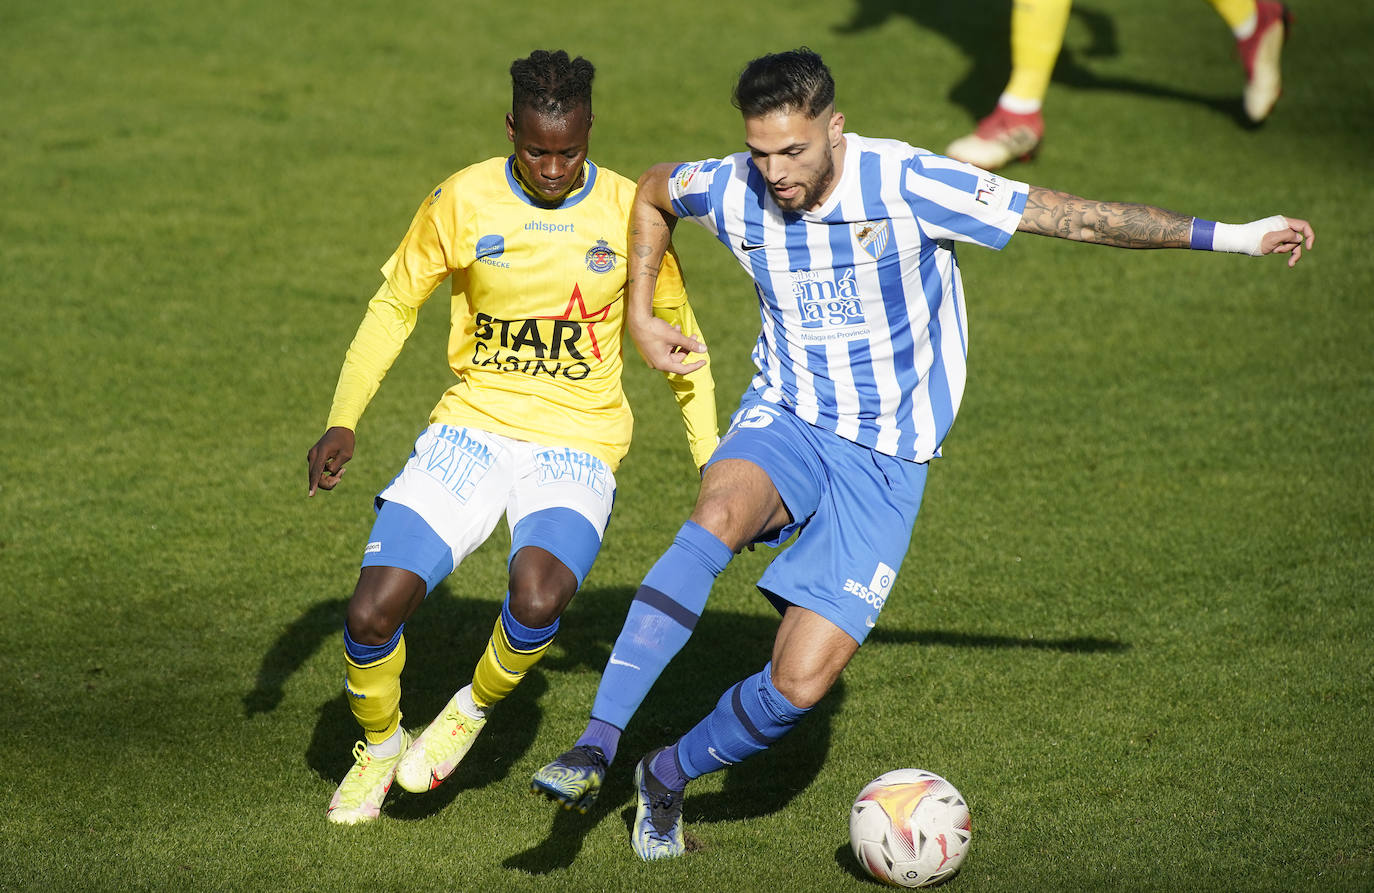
[510,50,595,117]
[732,47,835,119]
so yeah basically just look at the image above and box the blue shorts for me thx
[708,391,928,644]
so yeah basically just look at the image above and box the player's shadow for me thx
[867,626,1130,653]
[503,596,1131,874]
[243,580,546,814]
[241,580,832,830]
[244,582,1128,871]
[504,588,845,873]
[835,0,1245,125]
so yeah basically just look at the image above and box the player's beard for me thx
[768,153,836,213]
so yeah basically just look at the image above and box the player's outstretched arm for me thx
[306,426,354,496]
[1017,186,1315,267]
[628,163,707,375]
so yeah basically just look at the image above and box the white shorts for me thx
[367,424,616,588]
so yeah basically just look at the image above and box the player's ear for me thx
[505,112,517,144]
[829,111,845,148]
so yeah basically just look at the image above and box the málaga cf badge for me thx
[854,220,890,260]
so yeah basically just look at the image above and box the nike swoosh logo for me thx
[608,654,641,670]
[865,617,876,628]
[740,240,766,252]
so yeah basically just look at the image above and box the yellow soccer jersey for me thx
[329,156,716,471]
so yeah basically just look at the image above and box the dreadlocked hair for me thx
[510,50,595,117]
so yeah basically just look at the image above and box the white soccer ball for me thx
[849,768,971,888]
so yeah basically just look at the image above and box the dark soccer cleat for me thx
[530,745,609,814]
[630,748,686,861]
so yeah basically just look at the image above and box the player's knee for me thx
[768,667,834,711]
[690,496,756,552]
[691,468,787,551]
[345,601,399,646]
[508,553,577,628]
[345,582,412,645]
[506,585,568,629]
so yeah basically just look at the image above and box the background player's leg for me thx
[1005,0,1074,112]
[1207,0,1290,122]
[947,0,1071,168]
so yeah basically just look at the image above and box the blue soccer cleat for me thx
[531,745,609,814]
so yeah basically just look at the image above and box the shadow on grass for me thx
[243,578,544,796]
[244,580,1128,871]
[833,0,1245,126]
[867,626,1130,654]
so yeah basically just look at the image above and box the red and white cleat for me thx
[1238,1,1293,123]
[945,106,1044,170]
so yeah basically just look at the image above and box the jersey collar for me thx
[505,157,598,209]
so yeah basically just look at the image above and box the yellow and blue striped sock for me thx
[343,625,405,746]
[470,597,558,710]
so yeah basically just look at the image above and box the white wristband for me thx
[1209,215,1288,256]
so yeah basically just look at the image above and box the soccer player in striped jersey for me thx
[532,47,1313,859]
[306,50,717,826]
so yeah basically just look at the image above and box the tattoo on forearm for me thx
[1021,187,1193,248]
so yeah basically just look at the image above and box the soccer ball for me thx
[849,769,971,888]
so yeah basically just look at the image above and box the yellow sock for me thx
[344,634,406,745]
[1005,0,1073,106]
[470,614,554,710]
[1206,0,1257,32]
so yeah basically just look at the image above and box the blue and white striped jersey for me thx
[668,133,1028,462]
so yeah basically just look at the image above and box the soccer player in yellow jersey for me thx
[945,0,1292,170]
[305,50,718,825]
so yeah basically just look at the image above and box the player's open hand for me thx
[1262,216,1315,268]
[628,313,708,375]
[306,426,355,496]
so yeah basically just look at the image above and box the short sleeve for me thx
[666,159,725,230]
[900,153,1029,251]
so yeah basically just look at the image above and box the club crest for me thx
[585,239,616,273]
[854,219,890,260]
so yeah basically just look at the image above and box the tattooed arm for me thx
[1017,186,1192,247]
[626,163,707,374]
[1016,185,1315,266]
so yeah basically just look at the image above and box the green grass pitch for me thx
[1,0,1370,889]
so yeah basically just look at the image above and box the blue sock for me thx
[674,662,810,780]
[343,623,404,663]
[650,745,690,792]
[587,521,734,758]
[574,718,623,763]
[501,594,559,649]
